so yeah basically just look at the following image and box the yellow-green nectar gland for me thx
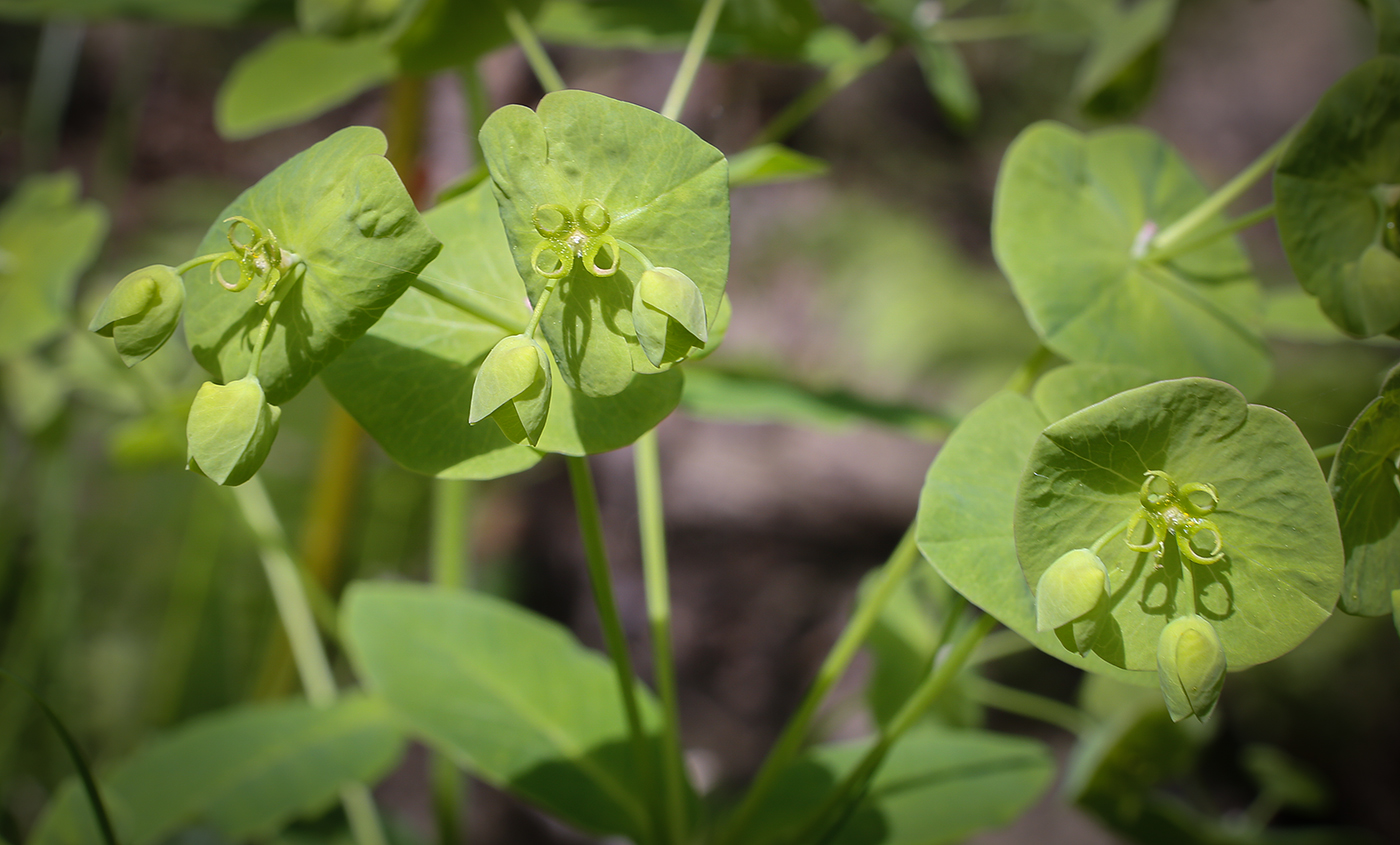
[1126,471,1224,566]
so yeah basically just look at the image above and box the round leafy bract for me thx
[184,126,441,405]
[916,389,1153,685]
[993,121,1269,396]
[1329,364,1400,616]
[321,184,683,477]
[480,90,729,398]
[1014,378,1342,672]
[1275,56,1400,338]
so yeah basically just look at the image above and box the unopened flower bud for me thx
[469,334,552,445]
[1157,614,1227,723]
[632,267,708,367]
[186,376,281,486]
[1036,548,1109,632]
[89,265,185,367]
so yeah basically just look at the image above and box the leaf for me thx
[911,38,978,128]
[534,0,823,59]
[993,121,1269,395]
[734,726,1053,845]
[480,90,729,397]
[0,0,282,23]
[215,32,395,140]
[680,365,950,438]
[1329,364,1400,616]
[29,697,403,845]
[1275,56,1400,338]
[1364,0,1400,54]
[1015,378,1343,672]
[390,0,543,75]
[183,125,441,405]
[3,355,68,436]
[0,172,108,360]
[342,581,661,843]
[1031,362,1153,423]
[728,144,828,187]
[320,184,683,473]
[1072,0,1174,117]
[915,390,1155,684]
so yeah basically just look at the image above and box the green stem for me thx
[564,455,655,838]
[1003,344,1054,395]
[788,613,998,845]
[965,677,1088,734]
[927,14,1037,42]
[1151,128,1297,254]
[432,479,473,590]
[247,298,282,380]
[661,0,727,121]
[230,477,388,845]
[1313,442,1340,462]
[523,277,560,339]
[1090,516,1133,556]
[721,525,923,845]
[754,35,893,147]
[968,629,1034,665]
[614,238,657,272]
[1182,555,1198,616]
[21,21,83,174]
[1145,204,1275,264]
[430,478,472,844]
[411,277,527,334]
[457,63,490,167]
[174,252,229,277]
[498,1,565,93]
[634,430,688,845]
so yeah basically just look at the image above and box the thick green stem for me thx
[661,0,727,121]
[634,430,688,845]
[498,1,565,93]
[430,478,472,844]
[230,478,388,845]
[754,35,893,147]
[721,525,923,845]
[432,479,473,590]
[1151,129,1297,254]
[564,455,655,839]
[789,613,998,845]
[965,677,1088,734]
[1003,344,1054,395]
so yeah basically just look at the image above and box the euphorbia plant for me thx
[23,1,1400,844]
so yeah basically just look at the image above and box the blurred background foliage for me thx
[1,1,1398,843]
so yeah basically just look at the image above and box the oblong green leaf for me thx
[342,581,661,843]
[184,125,441,405]
[0,172,107,360]
[727,144,828,187]
[1329,364,1400,616]
[320,184,682,473]
[916,390,1154,684]
[735,726,1053,845]
[1275,56,1400,338]
[480,90,729,397]
[29,697,403,845]
[993,121,1269,395]
[1015,378,1342,672]
[215,32,395,140]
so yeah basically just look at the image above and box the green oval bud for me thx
[632,267,709,368]
[88,265,185,367]
[186,376,282,487]
[1035,548,1109,633]
[1157,614,1227,723]
[469,334,552,445]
